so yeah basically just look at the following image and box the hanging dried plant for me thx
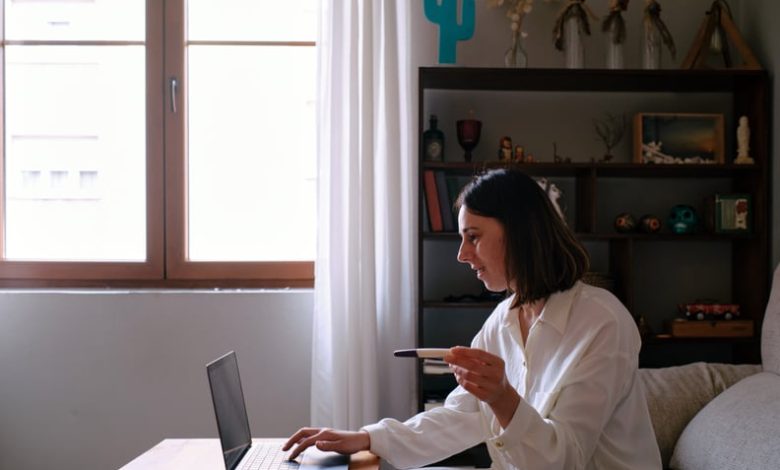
[593,112,627,161]
[644,0,676,58]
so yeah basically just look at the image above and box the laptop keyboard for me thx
[238,442,301,470]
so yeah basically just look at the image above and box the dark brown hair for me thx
[455,169,589,307]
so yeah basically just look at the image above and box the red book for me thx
[423,170,443,232]
[435,170,455,232]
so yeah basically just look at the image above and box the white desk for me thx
[121,438,379,470]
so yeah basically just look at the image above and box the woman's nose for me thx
[457,242,470,264]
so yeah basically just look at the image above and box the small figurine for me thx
[734,115,754,164]
[614,212,636,232]
[498,136,513,162]
[513,145,525,163]
[536,177,565,220]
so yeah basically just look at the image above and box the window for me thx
[0,0,317,287]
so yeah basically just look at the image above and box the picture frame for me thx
[704,193,752,234]
[634,112,725,164]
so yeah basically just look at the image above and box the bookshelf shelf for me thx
[423,161,761,178]
[424,231,754,241]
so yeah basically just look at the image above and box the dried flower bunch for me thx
[487,0,535,37]
[488,0,538,66]
[644,0,676,58]
[593,112,627,161]
[602,0,630,45]
[552,0,599,51]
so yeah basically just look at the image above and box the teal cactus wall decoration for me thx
[423,0,475,64]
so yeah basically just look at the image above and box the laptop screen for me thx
[207,351,252,470]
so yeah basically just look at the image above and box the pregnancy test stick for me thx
[393,348,450,359]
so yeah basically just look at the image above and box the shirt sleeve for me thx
[360,319,501,470]
[361,386,484,469]
[488,320,637,470]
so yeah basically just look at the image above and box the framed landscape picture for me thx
[634,113,725,164]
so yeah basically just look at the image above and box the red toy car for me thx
[678,302,741,321]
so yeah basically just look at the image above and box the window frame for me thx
[0,0,315,288]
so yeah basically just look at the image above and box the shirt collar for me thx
[501,281,582,336]
[537,281,582,335]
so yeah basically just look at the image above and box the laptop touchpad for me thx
[300,448,350,470]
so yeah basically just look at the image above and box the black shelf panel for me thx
[423,161,592,177]
[419,67,768,93]
[641,335,758,345]
[424,231,754,241]
[583,233,755,241]
[423,161,762,177]
[423,301,499,309]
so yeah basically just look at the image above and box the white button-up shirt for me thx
[363,282,661,470]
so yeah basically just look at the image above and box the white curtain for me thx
[311,0,417,429]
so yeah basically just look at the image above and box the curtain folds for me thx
[311,0,416,429]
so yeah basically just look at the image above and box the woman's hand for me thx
[283,428,370,460]
[445,346,520,428]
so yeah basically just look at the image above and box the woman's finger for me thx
[283,427,321,451]
[287,429,331,460]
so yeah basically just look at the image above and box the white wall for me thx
[0,290,313,470]
[3,1,775,469]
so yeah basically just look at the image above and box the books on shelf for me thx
[423,170,443,232]
[422,170,471,233]
[421,190,430,232]
[435,171,454,232]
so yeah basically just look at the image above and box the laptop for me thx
[207,351,351,470]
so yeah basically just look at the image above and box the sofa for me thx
[638,264,780,469]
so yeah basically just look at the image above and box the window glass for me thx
[5,0,145,41]
[187,45,316,261]
[0,0,316,282]
[187,0,317,42]
[4,46,146,261]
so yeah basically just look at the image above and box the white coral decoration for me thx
[489,0,534,33]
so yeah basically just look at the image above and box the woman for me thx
[285,169,661,469]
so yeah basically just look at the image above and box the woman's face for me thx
[456,206,509,292]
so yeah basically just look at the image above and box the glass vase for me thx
[605,21,624,69]
[643,25,662,69]
[564,16,584,69]
[504,31,528,68]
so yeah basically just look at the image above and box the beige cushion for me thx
[762,264,780,373]
[670,372,780,470]
[638,362,761,468]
